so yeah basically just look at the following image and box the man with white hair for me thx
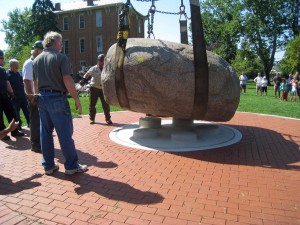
[23,41,44,153]
[33,31,87,175]
[0,50,24,139]
[7,58,30,131]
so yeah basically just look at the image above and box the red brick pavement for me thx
[0,111,299,225]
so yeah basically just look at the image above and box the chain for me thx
[117,1,131,51]
[136,0,158,2]
[132,0,189,38]
[147,0,156,38]
[155,10,180,15]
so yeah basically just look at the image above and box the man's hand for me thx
[8,119,19,132]
[8,92,16,100]
[26,94,39,107]
[75,100,82,115]
[79,78,88,86]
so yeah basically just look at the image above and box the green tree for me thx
[290,0,299,37]
[231,44,264,79]
[241,0,293,83]
[201,0,242,63]
[279,35,300,73]
[31,0,59,39]
[1,8,34,59]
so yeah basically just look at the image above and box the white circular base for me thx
[109,120,242,152]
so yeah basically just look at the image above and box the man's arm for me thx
[6,80,14,93]
[83,71,91,79]
[63,75,82,114]
[24,79,34,95]
[33,80,39,94]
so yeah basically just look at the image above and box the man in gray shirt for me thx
[33,31,87,175]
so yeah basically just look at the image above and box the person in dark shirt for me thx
[273,74,282,98]
[0,50,24,139]
[7,59,30,130]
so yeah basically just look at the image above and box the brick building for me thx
[54,0,146,74]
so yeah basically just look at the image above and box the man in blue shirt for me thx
[7,59,30,130]
[0,50,24,139]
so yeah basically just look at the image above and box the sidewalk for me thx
[0,111,299,225]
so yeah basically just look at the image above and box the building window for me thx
[63,40,69,55]
[96,35,103,52]
[79,14,85,29]
[96,11,102,27]
[63,16,69,31]
[80,61,86,68]
[138,19,142,33]
[79,38,85,54]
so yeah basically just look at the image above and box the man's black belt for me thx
[39,89,66,94]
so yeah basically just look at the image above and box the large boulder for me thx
[102,38,240,122]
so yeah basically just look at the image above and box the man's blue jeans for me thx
[38,91,79,171]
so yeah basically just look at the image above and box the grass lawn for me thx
[3,82,300,126]
[238,81,299,119]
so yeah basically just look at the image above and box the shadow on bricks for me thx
[173,125,300,171]
[0,173,42,195]
[53,148,119,168]
[51,171,164,205]
[1,132,31,151]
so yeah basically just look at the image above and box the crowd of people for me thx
[239,71,300,101]
[0,31,113,175]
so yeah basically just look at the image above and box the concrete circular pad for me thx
[109,120,242,152]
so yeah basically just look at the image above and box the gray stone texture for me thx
[102,38,240,122]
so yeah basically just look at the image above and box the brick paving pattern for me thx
[0,111,299,225]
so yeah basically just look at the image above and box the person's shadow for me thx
[2,129,31,151]
[52,171,164,205]
[0,173,43,195]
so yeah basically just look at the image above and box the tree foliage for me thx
[289,0,300,37]
[201,0,242,63]
[231,43,264,79]
[200,0,296,82]
[240,0,293,82]
[31,0,60,39]
[1,8,35,58]
[279,35,300,74]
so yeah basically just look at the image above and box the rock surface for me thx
[102,38,240,121]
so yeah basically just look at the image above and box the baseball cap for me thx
[97,54,105,61]
[0,50,3,57]
[32,41,44,49]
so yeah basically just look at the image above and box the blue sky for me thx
[0,0,284,60]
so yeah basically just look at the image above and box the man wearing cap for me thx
[0,50,24,139]
[22,41,44,152]
[81,54,112,125]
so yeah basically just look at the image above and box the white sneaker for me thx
[65,164,88,174]
[45,164,59,175]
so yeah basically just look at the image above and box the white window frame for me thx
[80,61,86,68]
[79,14,85,29]
[96,11,102,27]
[63,16,69,31]
[79,38,85,54]
[63,40,69,55]
[138,19,142,34]
[96,35,103,53]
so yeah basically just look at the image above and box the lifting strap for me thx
[115,1,130,110]
[190,0,209,119]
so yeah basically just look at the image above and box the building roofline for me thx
[54,2,147,20]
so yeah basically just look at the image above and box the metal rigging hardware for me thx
[147,0,156,38]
